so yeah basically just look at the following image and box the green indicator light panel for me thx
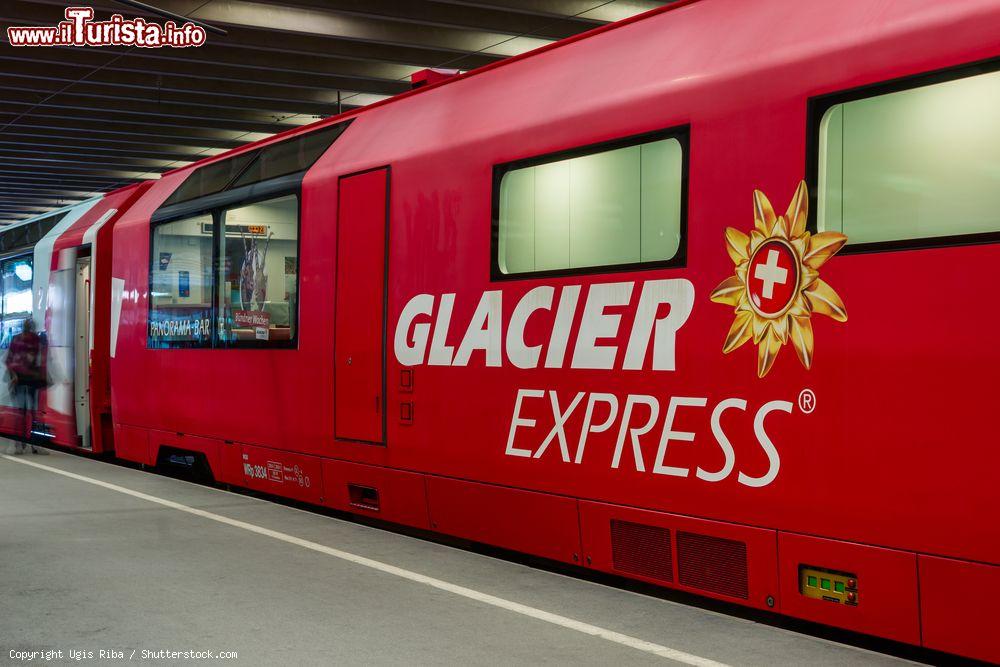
[799,565,858,606]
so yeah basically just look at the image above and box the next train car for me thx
[9,0,1000,662]
[0,184,149,454]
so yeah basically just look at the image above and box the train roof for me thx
[124,0,1000,222]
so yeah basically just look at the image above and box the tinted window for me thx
[230,126,345,188]
[818,68,1000,245]
[161,151,258,207]
[161,123,347,208]
[149,214,214,347]
[497,134,684,275]
[217,195,298,346]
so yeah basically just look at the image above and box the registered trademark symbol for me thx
[798,389,816,414]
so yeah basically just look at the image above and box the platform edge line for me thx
[2,454,729,667]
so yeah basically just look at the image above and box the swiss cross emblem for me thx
[710,181,848,377]
[748,241,798,316]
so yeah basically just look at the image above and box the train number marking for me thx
[244,463,268,480]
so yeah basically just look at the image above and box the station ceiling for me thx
[0,0,669,225]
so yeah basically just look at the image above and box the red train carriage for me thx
[20,0,1000,661]
[0,201,96,440]
[0,183,147,454]
[42,183,150,453]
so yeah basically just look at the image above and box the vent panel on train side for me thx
[676,531,749,599]
[610,519,673,583]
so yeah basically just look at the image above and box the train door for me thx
[334,167,389,444]
[74,255,91,448]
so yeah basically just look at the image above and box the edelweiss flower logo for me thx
[710,181,847,378]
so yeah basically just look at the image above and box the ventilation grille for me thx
[610,520,673,583]
[676,531,748,599]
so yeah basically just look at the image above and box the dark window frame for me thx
[490,125,690,281]
[160,150,260,208]
[230,124,347,190]
[805,56,1000,255]
[161,121,350,209]
[146,119,352,351]
[147,182,303,351]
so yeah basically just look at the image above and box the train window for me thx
[161,123,348,209]
[229,125,345,189]
[816,67,1000,248]
[0,256,33,348]
[160,151,259,208]
[149,121,348,349]
[216,195,298,346]
[148,214,214,348]
[495,130,686,277]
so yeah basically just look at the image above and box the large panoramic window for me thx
[817,68,1000,247]
[149,199,299,349]
[496,131,685,276]
[149,214,214,348]
[217,195,298,346]
[149,122,349,350]
[161,123,348,208]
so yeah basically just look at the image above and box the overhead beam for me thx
[0,135,232,157]
[433,0,666,23]
[0,60,394,109]
[0,170,129,183]
[2,119,266,147]
[0,52,410,96]
[0,204,68,213]
[0,144,206,163]
[6,2,508,70]
[0,161,161,178]
[72,0,556,57]
[0,71,356,116]
[1,90,314,127]
[0,197,89,208]
[0,118,262,149]
[0,152,187,170]
[0,170,147,185]
[0,185,102,198]
[2,0,652,224]
[0,107,300,137]
[0,78,355,117]
[104,0,602,38]
[2,42,418,83]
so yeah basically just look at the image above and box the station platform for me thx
[1,445,918,666]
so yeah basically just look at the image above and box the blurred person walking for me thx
[6,318,48,454]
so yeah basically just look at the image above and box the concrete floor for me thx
[0,445,918,666]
